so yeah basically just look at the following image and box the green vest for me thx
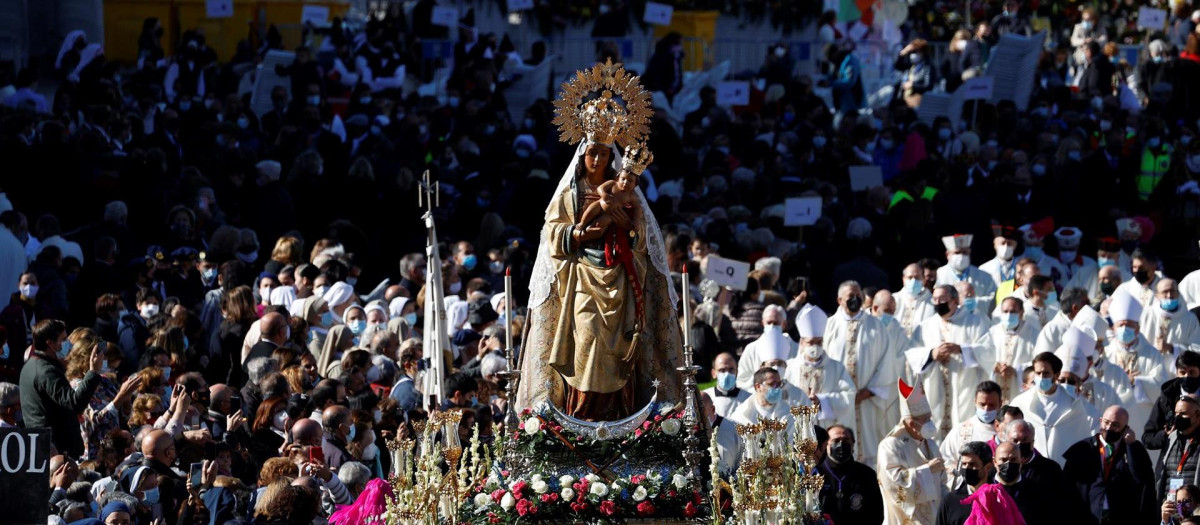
[1137,145,1172,201]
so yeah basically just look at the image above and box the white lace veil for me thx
[528,140,678,310]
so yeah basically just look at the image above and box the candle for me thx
[504,267,514,352]
[681,267,690,347]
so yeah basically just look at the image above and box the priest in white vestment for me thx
[825,282,897,464]
[1021,274,1061,329]
[896,263,935,337]
[1055,227,1102,301]
[1113,249,1161,307]
[702,352,750,418]
[878,378,946,525]
[701,392,742,476]
[1139,278,1200,374]
[1032,288,1090,356]
[735,305,796,390]
[1180,242,1200,309]
[978,225,1020,300]
[989,297,1039,403]
[1008,351,1099,465]
[784,304,859,461]
[934,234,997,317]
[730,367,811,435]
[1096,235,1133,282]
[1018,218,1069,289]
[1101,289,1170,432]
[873,289,911,424]
[1056,327,1121,417]
[938,380,1001,475]
[905,285,995,440]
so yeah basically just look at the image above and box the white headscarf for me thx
[270,285,297,308]
[323,282,356,311]
[388,297,410,318]
[447,300,470,335]
[56,30,85,70]
[527,140,676,310]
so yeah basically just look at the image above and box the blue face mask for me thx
[160,366,171,381]
[977,407,997,424]
[1118,326,1137,345]
[1148,137,1162,148]
[58,340,71,359]
[462,254,478,271]
[321,311,337,327]
[717,371,737,391]
[1037,377,1054,393]
[962,297,977,312]
[142,488,160,505]
[1162,298,1181,312]
[201,268,217,282]
[346,423,357,442]
[1097,257,1116,268]
[183,336,190,349]
[403,312,418,326]
[812,136,827,148]
[1003,312,1021,330]
[906,279,924,295]
[764,386,783,405]
[349,320,367,335]
[1045,290,1058,304]
[879,313,895,325]
[938,128,952,140]
[1024,246,1043,259]
[1062,384,1077,397]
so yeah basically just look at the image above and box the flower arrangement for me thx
[508,404,688,473]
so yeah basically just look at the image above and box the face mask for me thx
[361,441,380,461]
[1045,290,1058,304]
[1134,269,1151,284]
[997,462,1020,484]
[1024,246,1043,259]
[141,304,160,318]
[803,344,824,361]
[1183,376,1200,394]
[845,296,863,313]
[462,254,478,271]
[321,311,337,327]
[273,410,288,430]
[403,312,418,326]
[919,420,938,440]
[1000,312,1020,331]
[1062,383,1077,397]
[0,343,8,359]
[160,366,171,381]
[1097,257,1116,269]
[977,407,997,424]
[314,285,329,298]
[345,277,357,287]
[906,279,923,295]
[201,268,217,283]
[1067,150,1082,162]
[764,386,783,405]
[1102,426,1124,444]
[812,136,827,148]
[449,282,462,294]
[962,297,977,312]
[717,371,737,391]
[1118,326,1137,345]
[1037,377,1054,393]
[142,488,160,505]
[237,117,250,129]
[1163,298,1181,312]
[1099,120,1112,131]
[307,95,321,106]
[938,128,952,140]
[58,340,71,358]
[18,284,38,298]
[1148,137,1162,148]
[960,468,982,486]
[489,260,504,274]
[1179,415,1195,433]
[997,244,1015,261]
[349,320,367,335]
[236,251,258,264]
[346,423,357,442]
[934,302,951,317]
[949,253,970,272]
[880,138,895,150]
[829,441,853,463]
[879,313,894,325]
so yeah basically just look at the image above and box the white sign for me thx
[716,81,750,106]
[961,76,994,101]
[849,166,884,191]
[643,2,674,26]
[206,0,232,19]
[705,256,751,291]
[507,0,534,11]
[301,5,329,26]
[1138,7,1167,30]
[784,197,823,226]
[431,6,460,28]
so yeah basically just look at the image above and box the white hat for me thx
[1054,227,1082,250]
[1055,343,1089,378]
[899,378,931,418]
[1060,325,1096,360]
[388,297,410,318]
[757,330,790,364]
[490,292,506,314]
[795,304,828,339]
[942,234,972,251]
[322,282,356,309]
[1108,289,1142,323]
[1071,305,1107,345]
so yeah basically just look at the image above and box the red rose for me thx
[654,415,663,422]
[634,429,642,437]
[501,470,510,477]
[667,490,677,498]
[540,494,552,503]
[516,498,533,516]
[490,489,506,504]
[642,421,652,429]
[693,491,703,505]
[684,502,698,518]
[550,493,560,502]
[599,500,618,516]
[511,481,528,496]
[636,501,656,516]
[487,512,500,524]
[631,474,646,484]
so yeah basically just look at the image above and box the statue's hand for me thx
[609,205,633,230]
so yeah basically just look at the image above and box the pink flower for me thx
[642,421,652,430]
[490,489,506,504]
[501,470,510,477]
[539,493,552,503]
[636,501,656,516]
[516,498,534,516]
[630,474,646,484]
[511,481,528,496]
[654,415,663,422]
[634,429,642,437]
[667,490,677,498]
[599,500,618,516]
[487,512,500,524]
[684,501,698,518]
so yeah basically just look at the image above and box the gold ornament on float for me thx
[551,58,653,148]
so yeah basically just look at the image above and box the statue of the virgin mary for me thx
[517,60,684,421]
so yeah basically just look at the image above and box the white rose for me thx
[559,475,575,487]
[585,473,601,483]
[561,487,576,501]
[532,480,549,494]
[473,493,492,507]
[530,474,543,483]
[672,474,689,490]
[524,417,542,435]
[661,419,682,436]
[632,486,649,501]
[589,482,609,497]
[501,493,516,511]
[485,474,500,490]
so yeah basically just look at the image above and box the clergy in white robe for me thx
[703,352,750,418]
[1180,266,1200,310]
[978,226,1020,298]
[1139,278,1200,373]
[935,234,998,317]
[938,380,1001,472]
[878,378,946,525]
[700,392,742,476]
[1031,288,1091,356]
[1055,327,1122,418]
[1053,227,1101,295]
[1021,274,1061,329]
[1018,218,1070,291]
[826,284,898,464]
[1101,289,1171,431]
[872,289,911,425]
[988,257,1040,320]
[784,304,860,460]
[896,263,936,337]
[729,367,811,435]
[1113,249,1161,307]
[990,297,1039,403]
[1008,352,1099,465]
[735,305,797,390]
[905,285,995,440]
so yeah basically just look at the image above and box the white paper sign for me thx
[784,197,823,226]
[705,256,751,291]
[643,2,674,26]
[716,81,751,106]
[206,0,232,19]
[849,166,884,191]
[961,76,994,100]
[431,6,460,28]
[301,5,329,26]
[1138,7,1167,30]
[507,0,534,11]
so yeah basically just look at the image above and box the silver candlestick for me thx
[678,342,707,492]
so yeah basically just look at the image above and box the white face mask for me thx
[919,420,938,440]
[803,344,823,361]
[949,253,971,272]
[273,410,288,430]
[997,244,1015,261]
[140,304,160,318]
[449,281,462,294]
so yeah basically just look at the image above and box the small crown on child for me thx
[623,143,654,176]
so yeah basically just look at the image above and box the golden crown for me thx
[552,59,653,148]
[622,142,654,176]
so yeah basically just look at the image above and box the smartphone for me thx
[229,394,242,414]
[189,462,203,487]
[308,446,324,464]
[786,276,809,297]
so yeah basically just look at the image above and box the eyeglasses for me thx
[1058,378,1080,386]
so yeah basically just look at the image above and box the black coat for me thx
[18,353,101,457]
[1001,478,1060,525]
[1061,435,1159,525]
[1079,57,1116,99]
[1144,376,1185,456]
[817,458,884,525]
[935,485,972,525]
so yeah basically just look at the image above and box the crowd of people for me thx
[2,0,1200,524]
